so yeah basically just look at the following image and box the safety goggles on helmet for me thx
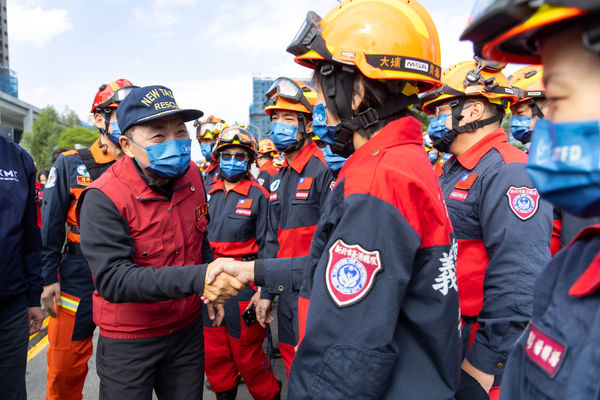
[265,77,315,113]
[461,0,599,60]
[286,11,331,59]
[463,56,507,87]
[98,86,139,111]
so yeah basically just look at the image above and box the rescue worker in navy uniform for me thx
[76,85,244,400]
[196,115,227,193]
[39,79,135,400]
[260,77,335,378]
[203,127,281,400]
[206,1,462,398]
[0,135,44,400]
[462,1,600,398]
[421,59,553,399]
[255,138,278,191]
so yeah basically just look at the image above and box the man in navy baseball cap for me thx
[76,85,245,399]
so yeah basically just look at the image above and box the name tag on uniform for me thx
[270,193,277,201]
[449,189,469,202]
[235,209,252,216]
[235,198,252,216]
[76,176,91,186]
[525,323,567,378]
[296,191,309,200]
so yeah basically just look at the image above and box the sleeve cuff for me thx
[262,258,293,295]
[43,273,59,286]
[26,290,42,308]
[466,339,507,377]
[254,259,265,286]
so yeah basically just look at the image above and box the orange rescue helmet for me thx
[91,79,135,113]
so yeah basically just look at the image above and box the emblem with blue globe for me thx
[331,258,367,295]
[513,193,534,214]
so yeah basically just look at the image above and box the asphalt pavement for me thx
[25,304,288,400]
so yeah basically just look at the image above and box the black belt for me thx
[66,243,83,256]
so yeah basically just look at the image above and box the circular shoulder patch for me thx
[45,167,57,188]
[77,164,90,177]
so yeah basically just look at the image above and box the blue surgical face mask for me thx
[427,114,451,141]
[103,120,121,146]
[526,118,600,217]
[200,143,213,160]
[270,122,299,152]
[323,145,347,172]
[219,157,248,182]
[312,103,338,145]
[511,115,533,143]
[130,138,192,179]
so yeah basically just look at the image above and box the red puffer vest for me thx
[87,156,208,339]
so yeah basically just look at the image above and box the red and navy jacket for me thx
[0,135,42,319]
[76,156,212,339]
[264,141,334,259]
[201,161,218,195]
[439,129,552,383]
[270,117,461,399]
[41,138,115,285]
[207,177,269,259]
[500,225,600,399]
[256,161,278,192]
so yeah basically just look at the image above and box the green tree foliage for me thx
[21,106,98,171]
[21,106,61,171]
[57,126,98,149]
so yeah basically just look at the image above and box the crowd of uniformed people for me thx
[2,0,600,399]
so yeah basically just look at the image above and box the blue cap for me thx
[116,85,203,133]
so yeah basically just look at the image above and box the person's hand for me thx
[205,302,225,327]
[461,358,494,393]
[256,298,273,328]
[205,259,255,285]
[247,289,261,309]
[28,307,44,334]
[202,260,246,304]
[41,283,61,318]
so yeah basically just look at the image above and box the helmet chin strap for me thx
[527,98,544,119]
[432,97,504,153]
[319,62,419,158]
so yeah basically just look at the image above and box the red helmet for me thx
[90,79,135,113]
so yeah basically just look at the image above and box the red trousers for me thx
[204,294,279,400]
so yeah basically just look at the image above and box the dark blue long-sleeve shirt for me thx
[0,136,43,318]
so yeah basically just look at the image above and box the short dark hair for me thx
[122,125,136,138]
[51,147,72,164]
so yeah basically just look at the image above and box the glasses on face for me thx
[220,152,249,162]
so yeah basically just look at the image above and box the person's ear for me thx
[93,113,106,130]
[468,101,486,122]
[351,79,366,113]
[119,134,135,158]
[305,120,313,133]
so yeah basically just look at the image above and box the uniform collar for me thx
[284,141,320,174]
[568,224,600,297]
[259,161,276,174]
[209,177,252,196]
[456,129,508,171]
[339,117,423,179]
[90,137,116,164]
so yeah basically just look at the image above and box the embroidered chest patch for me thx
[235,198,253,216]
[196,203,208,221]
[326,239,382,308]
[507,186,540,220]
[449,189,469,202]
[76,176,92,186]
[455,173,478,190]
[525,323,567,378]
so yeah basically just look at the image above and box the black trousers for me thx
[0,306,28,400]
[97,315,204,400]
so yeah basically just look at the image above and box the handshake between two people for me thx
[201,258,275,329]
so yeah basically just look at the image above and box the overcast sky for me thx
[8,0,519,160]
